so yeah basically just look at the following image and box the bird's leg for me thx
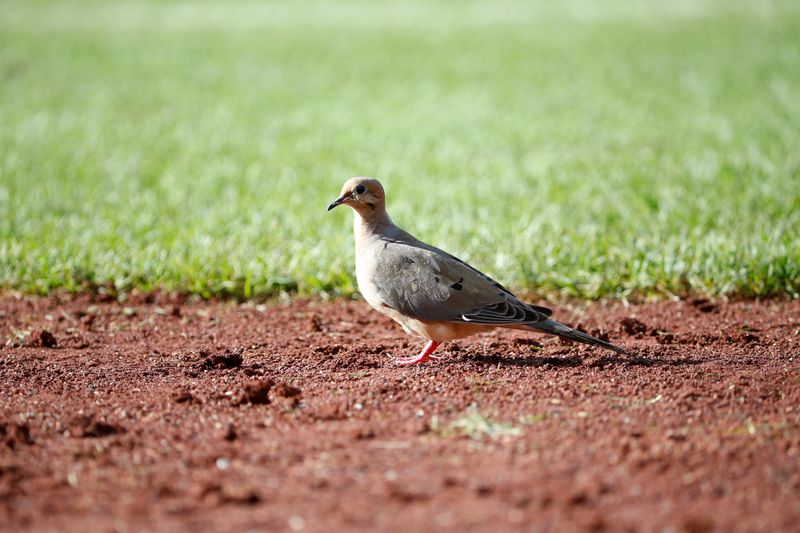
[394,340,441,366]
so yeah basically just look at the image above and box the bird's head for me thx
[327,177,386,214]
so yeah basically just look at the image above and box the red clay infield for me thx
[1,293,799,531]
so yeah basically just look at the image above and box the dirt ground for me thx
[1,292,799,532]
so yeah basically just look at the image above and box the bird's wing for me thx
[368,236,551,325]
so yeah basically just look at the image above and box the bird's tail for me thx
[527,319,632,356]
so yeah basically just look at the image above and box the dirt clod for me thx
[271,382,301,408]
[172,387,197,404]
[619,317,648,337]
[1,422,34,449]
[71,415,124,438]
[222,424,238,441]
[272,382,301,399]
[589,328,610,342]
[691,298,718,313]
[313,344,344,355]
[238,379,274,405]
[199,347,243,370]
[220,485,260,505]
[27,329,57,348]
[308,313,323,332]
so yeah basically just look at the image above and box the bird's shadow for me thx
[586,354,707,367]
[463,352,706,368]
[465,353,582,368]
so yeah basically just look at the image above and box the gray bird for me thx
[328,177,631,365]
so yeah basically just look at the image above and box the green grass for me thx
[448,405,523,440]
[1,0,799,299]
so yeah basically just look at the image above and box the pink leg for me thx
[394,340,441,366]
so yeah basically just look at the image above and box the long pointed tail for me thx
[528,319,632,356]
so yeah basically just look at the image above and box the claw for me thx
[394,340,441,366]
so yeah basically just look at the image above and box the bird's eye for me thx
[355,185,366,195]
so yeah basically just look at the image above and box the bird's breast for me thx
[354,242,385,311]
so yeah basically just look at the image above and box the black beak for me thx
[327,195,348,211]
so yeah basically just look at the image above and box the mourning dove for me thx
[328,177,631,365]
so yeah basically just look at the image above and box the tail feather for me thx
[529,320,632,356]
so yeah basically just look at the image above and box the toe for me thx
[394,355,426,365]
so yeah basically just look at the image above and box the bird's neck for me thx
[353,208,393,244]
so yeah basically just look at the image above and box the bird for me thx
[327,177,632,365]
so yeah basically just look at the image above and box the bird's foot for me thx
[394,340,441,366]
[394,353,441,366]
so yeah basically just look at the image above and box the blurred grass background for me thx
[1,0,799,300]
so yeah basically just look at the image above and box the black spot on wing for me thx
[436,250,515,297]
